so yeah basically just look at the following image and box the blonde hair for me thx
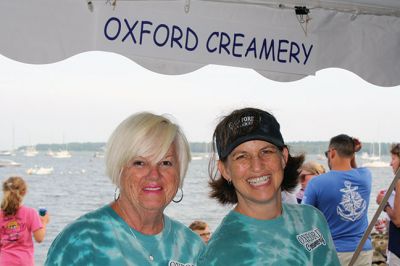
[105,112,191,188]
[1,176,27,216]
[300,161,326,176]
[189,220,208,231]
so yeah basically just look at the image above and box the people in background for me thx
[198,107,340,266]
[0,176,49,266]
[45,112,205,265]
[296,161,326,203]
[281,190,298,204]
[376,143,400,266]
[303,134,373,266]
[189,220,212,244]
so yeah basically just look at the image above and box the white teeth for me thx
[144,187,161,191]
[248,176,270,185]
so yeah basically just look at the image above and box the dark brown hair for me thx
[391,143,400,157]
[329,134,356,158]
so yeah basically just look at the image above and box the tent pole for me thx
[348,168,400,266]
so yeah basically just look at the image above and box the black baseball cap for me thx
[216,108,285,159]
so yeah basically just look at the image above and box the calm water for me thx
[0,152,394,265]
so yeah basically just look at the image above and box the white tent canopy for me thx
[1,0,399,86]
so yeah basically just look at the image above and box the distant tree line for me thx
[287,141,394,156]
[20,142,105,152]
[19,141,394,156]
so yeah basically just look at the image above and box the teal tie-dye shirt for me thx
[198,203,340,266]
[45,204,205,266]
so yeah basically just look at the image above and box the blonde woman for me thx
[0,176,49,266]
[296,161,326,203]
[45,112,205,265]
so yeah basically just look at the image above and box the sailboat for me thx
[24,146,39,157]
[52,150,72,158]
[0,159,21,167]
[361,143,380,161]
[93,145,106,158]
[1,127,17,156]
[51,135,71,158]
[26,166,54,175]
[0,150,13,156]
[361,143,389,168]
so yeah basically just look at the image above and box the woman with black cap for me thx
[198,107,339,266]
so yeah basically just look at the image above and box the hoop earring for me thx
[114,168,123,201]
[172,188,183,203]
[114,187,120,201]
[227,179,232,185]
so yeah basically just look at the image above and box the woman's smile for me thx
[219,140,288,210]
[246,175,271,186]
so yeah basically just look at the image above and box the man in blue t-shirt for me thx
[303,134,373,266]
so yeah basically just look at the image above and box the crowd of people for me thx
[0,107,398,266]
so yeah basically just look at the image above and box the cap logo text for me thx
[228,115,255,130]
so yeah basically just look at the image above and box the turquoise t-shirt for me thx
[45,204,205,266]
[198,204,340,266]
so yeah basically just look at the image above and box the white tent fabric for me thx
[0,0,399,86]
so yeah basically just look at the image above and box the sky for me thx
[0,51,399,150]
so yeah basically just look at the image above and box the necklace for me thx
[117,201,158,262]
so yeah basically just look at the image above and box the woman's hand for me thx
[376,189,385,205]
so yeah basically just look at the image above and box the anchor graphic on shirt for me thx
[337,181,366,222]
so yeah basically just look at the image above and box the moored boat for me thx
[0,159,21,167]
[26,166,54,175]
[51,150,72,158]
